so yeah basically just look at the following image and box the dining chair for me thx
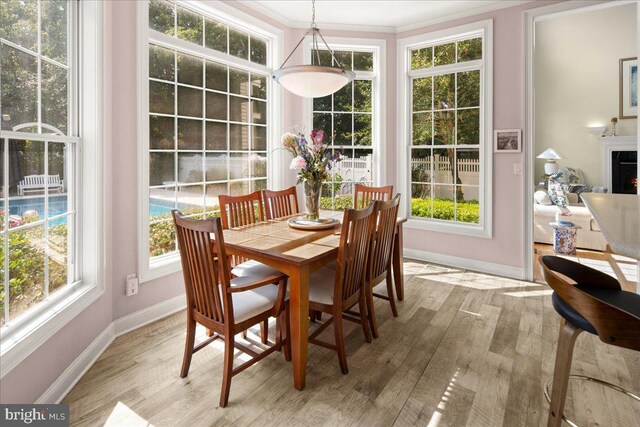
[307,203,377,374]
[219,191,285,343]
[353,184,394,209]
[172,211,290,407]
[366,194,401,339]
[540,255,640,426]
[264,186,299,220]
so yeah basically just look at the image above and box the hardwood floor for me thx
[63,260,640,426]
[533,243,638,292]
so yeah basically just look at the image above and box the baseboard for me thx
[37,294,186,404]
[36,324,115,404]
[404,248,525,280]
[113,294,186,336]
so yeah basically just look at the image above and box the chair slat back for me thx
[354,184,393,209]
[264,186,299,220]
[219,191,265,229]
[173,211,226,324]
[334,203,376,305]
[540,255,640,351]
[369,194,401,281]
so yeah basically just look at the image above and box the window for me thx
[400,21,492,237]
[141,0,279,280]
[1,0,76,325]
[307,39,384,212]
[0,0,103,374]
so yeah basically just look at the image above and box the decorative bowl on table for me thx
[287,216,339,230]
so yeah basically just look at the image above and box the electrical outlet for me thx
[126,274,138,296]
[513,163,523,175]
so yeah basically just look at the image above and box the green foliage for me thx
[0,219,68,321]
[332,173,344,194]
[320,196,353,211]
[411,198,479,223]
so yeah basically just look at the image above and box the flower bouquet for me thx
[282,129,341,220]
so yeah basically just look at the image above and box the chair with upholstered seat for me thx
[172,211,290,407]
[365,194,401,338]
[219,191,284,342]
[353,184,393,209]
[540,255,640,427]
[264,186,299,220]
[307,203,376,374]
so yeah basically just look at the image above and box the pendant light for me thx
[272,0,356,98]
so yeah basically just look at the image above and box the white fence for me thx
[412,154,480,199]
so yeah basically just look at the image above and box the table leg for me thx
[393,223,405,301]
[288,266,310,390]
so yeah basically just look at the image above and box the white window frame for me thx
[303,37,387,188]
[0,0,105,377]
[138,0,283,283]
[397,20,493,238]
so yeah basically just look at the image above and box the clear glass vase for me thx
[304,179,322,221]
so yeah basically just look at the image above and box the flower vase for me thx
[304,180,322,221]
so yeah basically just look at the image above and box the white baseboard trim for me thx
[404,248,525,280]
[36,324,115,404]
[113,294,186,337]
[37,294,186,404]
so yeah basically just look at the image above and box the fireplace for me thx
[611,150,637,194]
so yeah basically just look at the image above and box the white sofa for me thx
[534,192,607,252]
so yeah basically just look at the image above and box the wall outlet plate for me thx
[126,274,139,296]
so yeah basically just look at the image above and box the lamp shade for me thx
[272,65,355,98]
[536,148,563,160]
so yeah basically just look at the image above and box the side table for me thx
[549,222,581,255]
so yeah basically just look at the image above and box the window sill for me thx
[0,282,104,378]
[141,252,182,284]
[405,217,492,239]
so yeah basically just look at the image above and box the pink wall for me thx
[2,0,564,403]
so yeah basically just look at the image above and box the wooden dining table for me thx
[219,213,406,390]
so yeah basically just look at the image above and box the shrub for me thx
[411,198,479,223]
[320,195,353,211]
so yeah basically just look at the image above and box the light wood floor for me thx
[533,243,638,292]
[63,260,640,426]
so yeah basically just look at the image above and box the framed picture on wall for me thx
[494,129,522,153]
[620,57,638,119]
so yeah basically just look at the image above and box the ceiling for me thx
[239,0,529,33]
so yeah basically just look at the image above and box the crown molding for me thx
[396,1,532,33]
[237,0,534,35]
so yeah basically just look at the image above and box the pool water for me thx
[8,196,197,225]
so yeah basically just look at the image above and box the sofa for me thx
[534,191,607,251]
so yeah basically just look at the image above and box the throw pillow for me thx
[534,190,553,205]
[547,178,568,208]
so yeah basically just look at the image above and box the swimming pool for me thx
[8,195,198,224]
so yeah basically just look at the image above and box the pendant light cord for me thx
[276,0,347,70]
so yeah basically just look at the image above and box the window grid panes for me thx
[409,36,482,225]
[1,0,77,326]
[311,49,374,212]
[148,10,269,258]
[149,0,268,66]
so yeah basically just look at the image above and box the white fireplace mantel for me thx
[599,135,637,192]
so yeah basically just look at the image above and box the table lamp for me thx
[537,148,563,174]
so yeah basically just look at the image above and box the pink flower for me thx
[289,156,307,170]
[310,129,324,145]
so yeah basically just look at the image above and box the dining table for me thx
[217,212,406,390]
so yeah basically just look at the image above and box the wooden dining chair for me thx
[264,186,299,220]
[307,203,377,374]
[172,211,290,407]
[540,255,640,426]
[365,194,401,339]
[218,191,284,343]
[353,184,393,209]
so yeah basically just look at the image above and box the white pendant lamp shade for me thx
[273,65,355,98]
[272,0,356,98]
